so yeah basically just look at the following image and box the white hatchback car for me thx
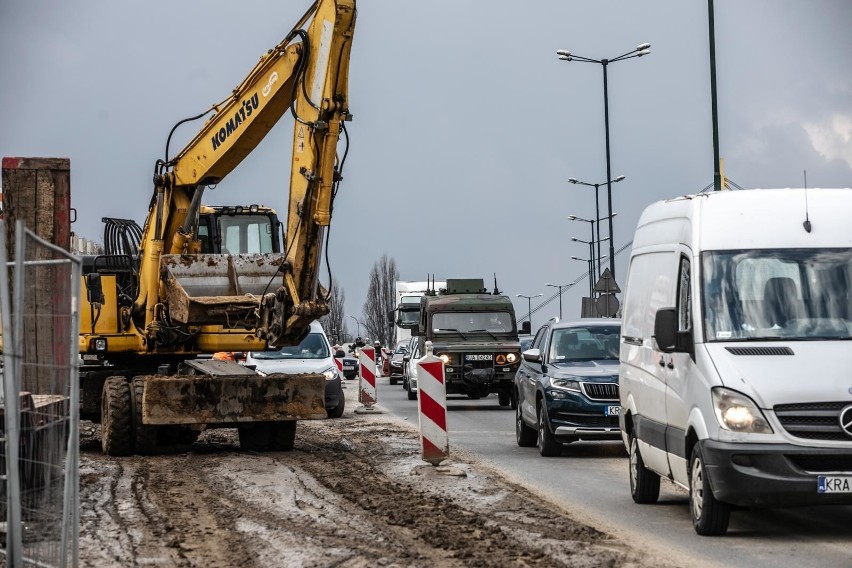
[245,320,345,418]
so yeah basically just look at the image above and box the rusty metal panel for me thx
[140,372,326,425]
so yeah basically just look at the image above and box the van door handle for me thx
[666,360,674,369]
[659,357,666,367]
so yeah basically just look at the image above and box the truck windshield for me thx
[702,249,852,341]
[218,214,275,254]
[432,311,514,334]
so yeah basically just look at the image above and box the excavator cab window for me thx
[218,214,275,254]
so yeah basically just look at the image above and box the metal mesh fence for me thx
[1,220,80,568]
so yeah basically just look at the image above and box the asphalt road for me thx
[371,373,852,568]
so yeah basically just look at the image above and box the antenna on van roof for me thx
[803,170,812,233]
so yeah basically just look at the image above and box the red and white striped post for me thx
[356,346,381,413]
[334,355,345,387]
[416,341,449,465]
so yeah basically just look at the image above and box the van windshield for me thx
[702,249,852,341]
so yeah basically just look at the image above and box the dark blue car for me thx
[514,319,621,456]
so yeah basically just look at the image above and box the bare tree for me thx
[362,255,399,348]
[319,281,347,345]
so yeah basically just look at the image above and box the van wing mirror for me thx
[335,349,346,358]
[654,307,682,353]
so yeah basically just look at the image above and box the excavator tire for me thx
[268,421,297,451]
[132,377,159,455]
[238,423,271,452]
[101,376,132,456]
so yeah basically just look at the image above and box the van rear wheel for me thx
[629,435,660,504]
[690,444,730,535]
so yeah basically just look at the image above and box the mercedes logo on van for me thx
[840,405,852,438]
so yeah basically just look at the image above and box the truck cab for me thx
[417,279,521,406]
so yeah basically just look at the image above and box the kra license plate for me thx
[605,405,621,416]
[818,476,852,493]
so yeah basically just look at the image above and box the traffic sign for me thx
[594,268,621,293]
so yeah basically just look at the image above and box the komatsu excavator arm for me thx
[132,0,355,348]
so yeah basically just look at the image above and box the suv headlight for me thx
[711,387,773,434]
[549,377,582,392]
[321,367,338,381]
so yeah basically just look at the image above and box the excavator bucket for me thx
[160,253,286,326]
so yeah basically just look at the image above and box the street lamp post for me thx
[558,43,650,278]
[545,282,576,320]
[568,175,625,271]
[516,293,543,331]
[571,255,609,299]
[568,213,617,283]
[346,315,361,339]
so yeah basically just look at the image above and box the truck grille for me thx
[463,359,494,371]
[774,402,852,441]
[581,382,619,401]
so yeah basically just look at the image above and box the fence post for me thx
[416,341,449,465]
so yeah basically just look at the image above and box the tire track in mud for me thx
[79,417,664,567]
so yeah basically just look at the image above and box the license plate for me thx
[465,354,492,361]
[343,365,355,371]
[605,405,621,416]
[818,476,852,493]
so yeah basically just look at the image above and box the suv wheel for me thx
[690,444,730,535]
[516,402,536,447]
[629,435,660,504]
[536,403,561,457]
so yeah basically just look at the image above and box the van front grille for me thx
[774,402,852,441]
[787,454,852,473]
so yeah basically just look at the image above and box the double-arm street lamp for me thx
[568,212,617,282]
[545,281,577,320]
[571,235,610,289]
[571,255,609,298]
[516,293,543,331]
[557,43,651,278]
[568,175,625,271]
[346,315,361,339]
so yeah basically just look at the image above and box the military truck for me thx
[416,278,521,406]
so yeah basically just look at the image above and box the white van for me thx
[619,188,852,536]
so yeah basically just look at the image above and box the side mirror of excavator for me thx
[86,273,105,305]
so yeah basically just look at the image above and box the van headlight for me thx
[711,387,773,433]
[321,367,338,381]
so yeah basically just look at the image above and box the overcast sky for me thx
[2,1,850,335]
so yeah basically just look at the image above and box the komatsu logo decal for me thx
[262,72,278,97]
[211,93,259,151]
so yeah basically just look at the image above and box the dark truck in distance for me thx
[416,279,521,406]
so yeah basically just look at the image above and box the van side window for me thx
[677,257,691,333]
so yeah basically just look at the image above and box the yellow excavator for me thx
[79,0,356,455]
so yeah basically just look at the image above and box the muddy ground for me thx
[79,386,671,568]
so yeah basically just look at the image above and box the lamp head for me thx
[637,42,651,51]
[567,215,577,220]
[568,178,578,184]
[637,49,651,57]
[556,49,571,57]
[614,175,626,182]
